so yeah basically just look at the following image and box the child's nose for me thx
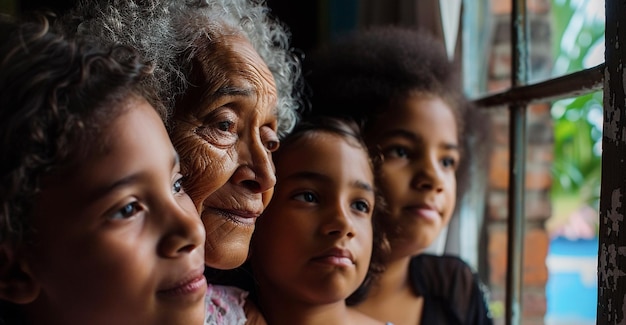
[320,203,356,238]
[412,155,444,192]
[158,196,205,258]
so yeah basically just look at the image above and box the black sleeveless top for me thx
[410,254,493,325]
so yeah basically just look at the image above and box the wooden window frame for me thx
[470,0,621,324]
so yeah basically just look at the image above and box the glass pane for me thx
[545,91,602,325]
[464,0,605,99]
[530,0,605,83]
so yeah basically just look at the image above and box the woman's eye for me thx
[265,140,280,152]
[196,117,238,147]
[217,120,235,132]
[293,192,318,203]
[261,126,280,152]
[351,200,370,213]
[110,202,143,220]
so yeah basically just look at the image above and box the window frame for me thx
[469,0,612,324]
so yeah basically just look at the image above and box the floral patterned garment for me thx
[205,284,249,325]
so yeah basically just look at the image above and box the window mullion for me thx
[505,1,529,325]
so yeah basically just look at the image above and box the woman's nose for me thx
[158,195,206,258]
[232,132,277,193]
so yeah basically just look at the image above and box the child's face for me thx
[366,94,459,260]
[251,132,375,304]
[24,98,207,325]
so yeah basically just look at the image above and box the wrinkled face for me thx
[24,98,207,325]
[366,94,459,261]
[251,132,375,305]
[171,35,279,269]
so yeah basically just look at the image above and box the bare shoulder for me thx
[243,298,268,325]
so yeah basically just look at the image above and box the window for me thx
[464,0,617,324]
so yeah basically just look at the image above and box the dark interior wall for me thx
[12,0,347,54]
[13,0,327,55]
[17,0,76,14]
[266,0,321,56]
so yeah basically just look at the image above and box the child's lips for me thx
[403,204,440,222]
[311,247,355,266]
[157,268,207,297]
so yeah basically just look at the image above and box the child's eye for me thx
[384,146,409,159]
[172,176,185,194]
[351,200,371,213]
[442,157,457,169]
[293,192,318,203]
[110,202,143,220]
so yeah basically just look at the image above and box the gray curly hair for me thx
[57,0,302,138]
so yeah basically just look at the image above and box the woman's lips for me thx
[206,208,261,225]
[157,272,207,298]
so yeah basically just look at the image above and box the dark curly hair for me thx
[304,26,465,131]
[57,0,304,138]
[0,13,152,254]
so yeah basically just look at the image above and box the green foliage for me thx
[550,0,604,220]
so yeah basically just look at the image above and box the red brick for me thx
[487,190,508,221]
[487,226,549,287]
[491,0,549,15]
[525,190,552,221]
[489,148,509,189]
[526,145,553,165]
[528,0,550,14]
[492,1,511,15]
[525,167,552,190]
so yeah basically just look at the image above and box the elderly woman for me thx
[58,0,303,271]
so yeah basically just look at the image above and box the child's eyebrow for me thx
[283,171,329,183]
[89,174,142,201]
[89,152,180,201]
[380,129,459,150]
[283,171,374,193]
[353,180,374,193]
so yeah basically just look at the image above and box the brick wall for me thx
[484,0,553,324]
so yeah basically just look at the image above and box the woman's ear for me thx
[0,245,39,304]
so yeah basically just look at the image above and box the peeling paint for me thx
[599,187,626,323]
[607,105,621,141]
[620,68,626,98]
[599,242,626,322]
[608,189,625,236]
